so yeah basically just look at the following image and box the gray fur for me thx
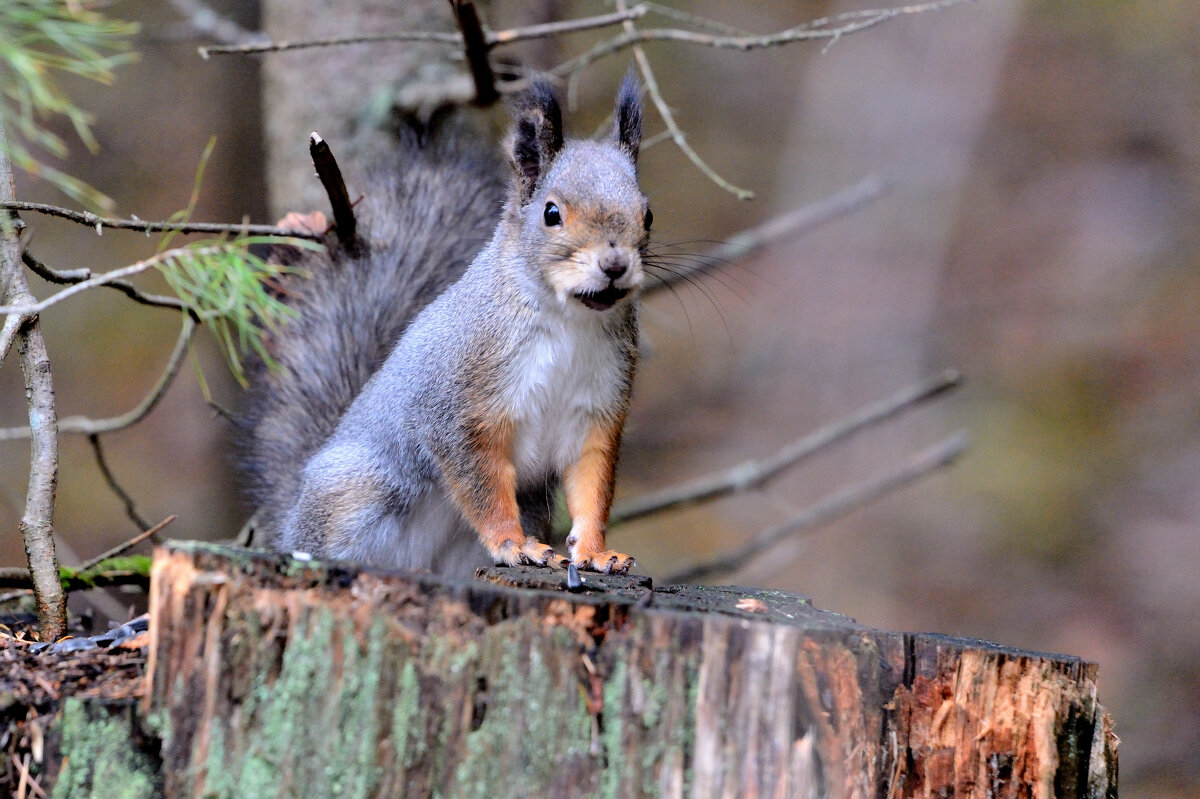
[237,129,506,543]
[240,82,647,576]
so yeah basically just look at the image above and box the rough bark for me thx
[137,541,1115,798]
[0,122,65,642]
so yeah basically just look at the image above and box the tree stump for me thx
[135,541,1115,798]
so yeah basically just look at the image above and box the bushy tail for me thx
[236,128,506,544]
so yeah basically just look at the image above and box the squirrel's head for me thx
[505,75,651,314]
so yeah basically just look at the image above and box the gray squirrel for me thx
[238,77,649,576]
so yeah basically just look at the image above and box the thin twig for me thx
[645,175,889,295]
[88,434,153,531]
[449,0,499,105]
[611,369,962,524]
[77,516,175,573]
[0,517,172,591]
[0,245,224,316]
[489,7,649,46]
[0,304,28,362]
[23,249,186,311]
[553,0,978,77]
[201,30,460,58]
[0,126,65,641]
[10,753,47,799]
[198,6,649,57]
[641,3,752,38]
[663,431,969,584]
[617,0,754,200]
[0,315,195,441]
[0,201,322,240]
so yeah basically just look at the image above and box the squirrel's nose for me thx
[600,252,629,280]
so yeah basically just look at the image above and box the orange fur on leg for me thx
[444,415,565,567]
[564,414,634,573]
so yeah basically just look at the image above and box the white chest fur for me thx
[501,314,624,482]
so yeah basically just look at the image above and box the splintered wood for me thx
[144,543,1116,798]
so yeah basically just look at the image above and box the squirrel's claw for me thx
[520,537,568,569]
[495,537,567,569]
[573,550,635,575]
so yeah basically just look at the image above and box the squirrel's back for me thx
[236,127,506,542]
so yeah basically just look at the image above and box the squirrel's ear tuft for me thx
[510,79,564,202]
[613,71,642,165]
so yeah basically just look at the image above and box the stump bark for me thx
[134,541,1115,798]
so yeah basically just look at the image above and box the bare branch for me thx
[554,0,979,77]
[200,30,460,58]
[639,3,752,38]
[663,431,969,584]
[1,125,65,641]
[645,175,889,295]
[77,516,175,573]
[617,0,754,200]
[0,315,195,441]
[0,304,29,362]
[0,201,322,240]
[488,6,649,46]
[197,6,649,57]
[88,434,153,532]
[0,246,226,316]
[611,369,963,525]
[23,249,186,311]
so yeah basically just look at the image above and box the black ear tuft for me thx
[614,71,642,164]
[510,79,564,201]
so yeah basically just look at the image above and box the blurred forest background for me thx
[2,1,1198,795]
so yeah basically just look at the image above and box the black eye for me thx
[643,207,653,231]
[543,202,562,227]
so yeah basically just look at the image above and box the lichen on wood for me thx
[143,541,1117,798]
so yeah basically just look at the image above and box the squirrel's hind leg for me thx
[281,455,411,566]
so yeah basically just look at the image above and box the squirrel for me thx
[237,77,649,577]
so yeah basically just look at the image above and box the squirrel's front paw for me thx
[572,550,635,575]
[494,537,569,569]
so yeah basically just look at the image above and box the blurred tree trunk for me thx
[260,0,550,218]
[259,0,457,217]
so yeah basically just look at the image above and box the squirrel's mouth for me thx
[573,285,629,311]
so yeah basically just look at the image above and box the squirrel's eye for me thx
[643,207,653,231]
[543,202,562,227]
